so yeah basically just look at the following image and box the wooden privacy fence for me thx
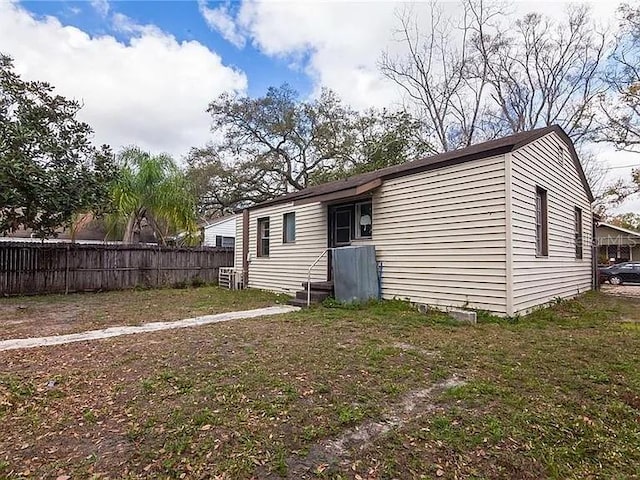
[0,242,234,296]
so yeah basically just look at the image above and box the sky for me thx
[1,0,638,213]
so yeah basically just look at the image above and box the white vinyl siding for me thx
[243,202,327,294]
[203,216,236,247]
[372,155,509,314]
[511,132,593,314]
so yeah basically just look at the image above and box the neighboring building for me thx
[202,215,237,248]
[235,125,594,316]
[2,214,159,244]
[596,223,640,264]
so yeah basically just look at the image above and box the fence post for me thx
[156,246,160,287]
[65,245,70,295]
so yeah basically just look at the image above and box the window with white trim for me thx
[535,187,548,256]
[355,201,372,239]
[283,212,295,243]
[257,217,270,257]
[574,207,583,259]
[215,235,235,248]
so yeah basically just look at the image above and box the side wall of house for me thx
[203,217,236,247]
[235,201,328,294]
[373,155,509,314]
[511,132,593,314]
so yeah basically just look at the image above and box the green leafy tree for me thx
[108,147,198,245]
[0,54,116,237]
[189,86,429,215]
[307,109,431,184]
[608,212,640,231]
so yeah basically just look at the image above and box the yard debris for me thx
[392,342,439,356]
[286,376,465,477]
[1,290,639,479]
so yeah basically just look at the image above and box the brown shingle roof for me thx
[247,125,593,210]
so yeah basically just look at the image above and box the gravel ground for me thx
[600,284,640,298]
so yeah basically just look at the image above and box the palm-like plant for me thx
[107,147,199,245]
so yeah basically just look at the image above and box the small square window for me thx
[283,212,295,243]
[257,217,270,257]
[355,201,372,239]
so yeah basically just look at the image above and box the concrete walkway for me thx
[0,305,300,352]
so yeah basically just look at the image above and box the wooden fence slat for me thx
[0,243,234,296]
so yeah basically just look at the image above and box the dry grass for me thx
[0,286,288,339]
[0,290,639,479]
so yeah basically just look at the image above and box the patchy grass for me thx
[0,286,287,339]
[0,290,639,479]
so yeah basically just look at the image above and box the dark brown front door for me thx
[328,205,354,280]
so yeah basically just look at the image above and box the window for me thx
[215,235,235,248]
[535,187,548,256]
[334,208,352,245]
[574,207,583,259]
[257,217,270,257]
[355,201,373,239]
[283,212,296,243]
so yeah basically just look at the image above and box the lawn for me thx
[0,286,287,340]
[1,289,639,479]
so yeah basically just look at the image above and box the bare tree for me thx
[379,1,506,152]
[600,3,640,153]
[483,6,607,145]
[380,1,609,191]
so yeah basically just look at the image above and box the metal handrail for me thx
[306,248,332,307]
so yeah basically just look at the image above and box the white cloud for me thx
[0,1,247,159]
[90,0,109,18]
[198,0,246,48]
[233,1,624,109]
[230,0,638,211]
[236,1,402,109]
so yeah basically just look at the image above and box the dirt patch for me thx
[0,287,286,340]
[285,376,464,478]
[392,342,439,356]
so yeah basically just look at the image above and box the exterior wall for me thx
[203,216,237,247]
[373,155,509,314]
[237,201,328,294]
[510,132,593,314]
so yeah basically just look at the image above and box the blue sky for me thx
[20,0,312,98]
[1,0,638,212]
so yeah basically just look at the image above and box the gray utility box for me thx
[332,245,379,304]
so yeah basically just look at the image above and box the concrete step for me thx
[288,298,310,308]
[301,281,334,292]
[295,290,331,302]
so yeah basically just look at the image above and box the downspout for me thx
[242,208,249,288]
[504,152,514,317]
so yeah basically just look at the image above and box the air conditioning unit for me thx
[219,267,244,290]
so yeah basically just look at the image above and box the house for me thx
[596,222,640,263]
[235,125,594,316]
[202,215,236,248]
[3,214,158,243]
